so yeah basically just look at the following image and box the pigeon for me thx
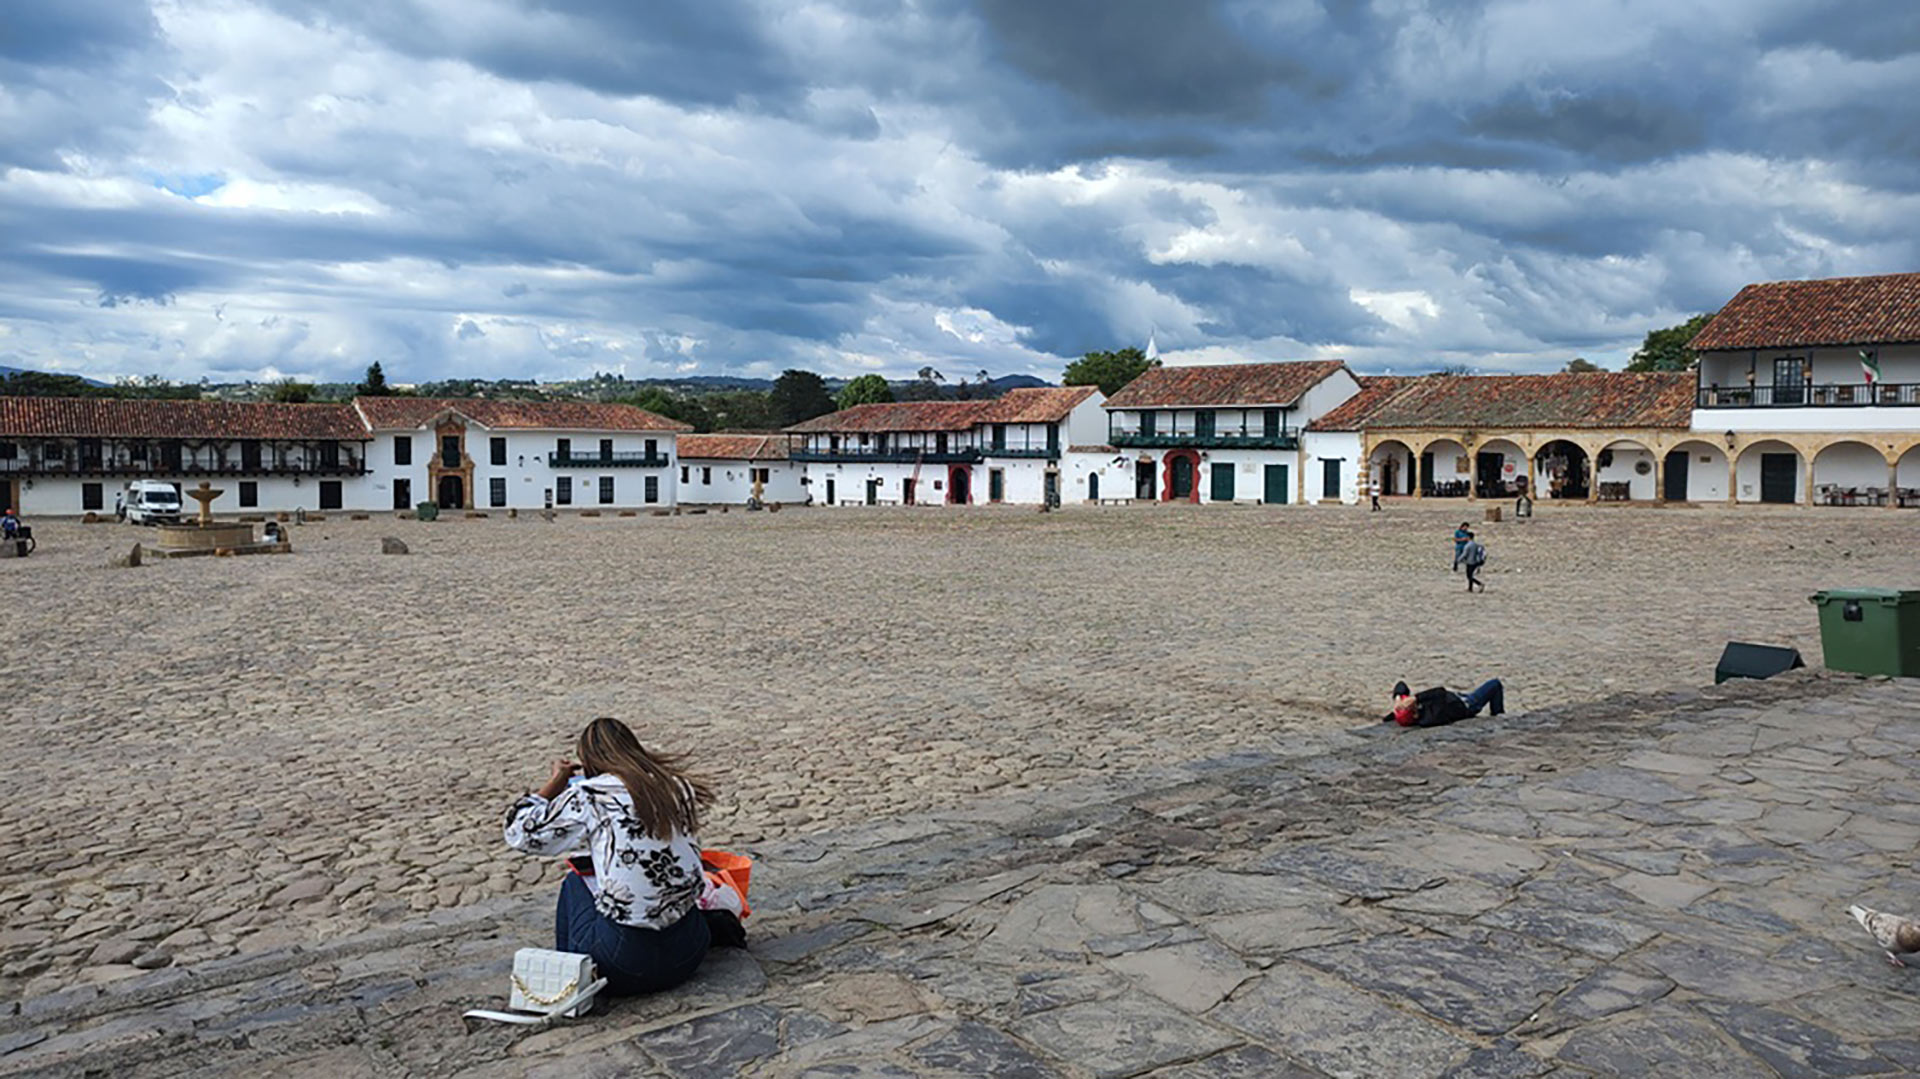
[1848,904,1920,967]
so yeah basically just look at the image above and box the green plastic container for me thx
[415,501,440,522]
[1807,588,1920,677]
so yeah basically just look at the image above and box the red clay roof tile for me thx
[1305,376,1417,432]
[1691,272,1920,351]
[677,432,794,460]
[353,397,690,432]
[1102,360,1347,410]
[1351,372,1695,430]
[0,398,367,440]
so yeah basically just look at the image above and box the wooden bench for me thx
[1093,497,1136,506]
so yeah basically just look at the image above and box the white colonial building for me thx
[1688,272,1920,506]
[0,396,689,515]
[676,433,806,505]
[1100,360,1363,504]
[786,387,1107,506]
[353,398,688,511]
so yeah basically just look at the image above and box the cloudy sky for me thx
[2,0,1917,386]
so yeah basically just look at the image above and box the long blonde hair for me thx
[576,717,714,839]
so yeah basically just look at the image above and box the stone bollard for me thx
[381,536,409,555]
[1484,506,1502,523]
[508,508,518,519]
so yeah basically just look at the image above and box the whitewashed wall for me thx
[1810,443,1891,489]
[363,427,679,510]
[679,458,807,505]
[1665,442,1730,502]
[1593,443,1658,500]
[1062,393,1108,446]
[1302,432,1363,504]
[1734,440,1807,503]
[17,474,327,516]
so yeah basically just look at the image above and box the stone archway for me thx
[1418,438,1470,497]
[1663,440,1729,503]
[948,464,972,505]
[1811,441,1890,506]
[1898,444,1920,506]
[1368,439,1415,496]
[1734,440,1805,504]
[1595,439,1658,501]
[1533,440,1591,500]
[1161,448,1201,503]
[1473,438,1528,499]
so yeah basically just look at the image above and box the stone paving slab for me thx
[5,671,1920,1077]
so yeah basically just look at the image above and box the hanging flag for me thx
[1144,330,1159,362]
[1860,349,1882,385]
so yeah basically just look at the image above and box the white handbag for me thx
[462,948,608,1027]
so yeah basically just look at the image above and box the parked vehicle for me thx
[124,480,183,525]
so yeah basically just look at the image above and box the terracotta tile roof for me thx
[353,397,690,432]
[1102,360,1346,410]
[677,432,793,460]
[786,399,994,434]
[977,385,1099,423]
[1355,372,1695,430]
[1691,272,1920,351]
[0,397,367,440]
[1305,376,1417,432]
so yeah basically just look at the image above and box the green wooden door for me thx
[1263,464,1289,504]
[1210,462,1235,502]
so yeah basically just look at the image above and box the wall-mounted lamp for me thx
[1723,430,1736,450]
[518,455,525,467]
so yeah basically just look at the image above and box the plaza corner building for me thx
[0,396,690,515]
[786,386,1109,506]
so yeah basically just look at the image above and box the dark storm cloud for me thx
[264,0,800,106]
[0,0,1915,383]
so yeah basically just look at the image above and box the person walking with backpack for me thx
[1462,535,1487,591]
[1451,522,1473,571]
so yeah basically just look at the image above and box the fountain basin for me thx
[153,522,263,553]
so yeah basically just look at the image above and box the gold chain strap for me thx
[511,970,582,1007]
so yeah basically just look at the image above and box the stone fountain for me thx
[151,481,287,557]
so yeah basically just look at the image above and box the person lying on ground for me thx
[1383,678,1506,728]
[503,717,713,995]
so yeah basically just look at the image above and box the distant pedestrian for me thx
[114,490,125,522]
[1462,536,1487,592]
[1,509,17,540]
[1384,678,1505,728]
[1451,522,1473,571]
[1368,476,1381,512]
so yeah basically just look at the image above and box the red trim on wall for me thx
[1161,449,1201,503]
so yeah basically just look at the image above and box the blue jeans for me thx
[555,872,710,996]
[1460,679,1505,717]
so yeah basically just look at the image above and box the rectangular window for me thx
[1195,410,1216,439]
[643,476,658,503]
[680,466,689,483]
[752,467,770,484]
[129,443,145,463]
[1139,411,1156,437]
[1046,424,1060,454]
[393,478,411,511]
[441,435,461,468]
[80,438,102,466]
[600,476,616,504]
[702,466,711,485]
[555,438,571,461]
[1322,458,1342,500]
[0,442,13,460]
[319,442,340,469]
[161,442,182,471]
[1262,409,1280,439]
[1211,462,1235,501]
[490,476,507,507]
[242,440,263,471]
[491,437,507,466]
[936,432,949,454]
[601,438,614,462]
[991,424,1007,450]
[82,482,103,511]
[319,480,343,510]
[1772,356,1806,405]
[644,438,657,460]
[556,476,572,505]
[392,435,412,466]
[239,481,258,508]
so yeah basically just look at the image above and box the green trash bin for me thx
[415,501,440,522]
[1807,588,1920,677]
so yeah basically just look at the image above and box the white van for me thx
[125,480,183,525]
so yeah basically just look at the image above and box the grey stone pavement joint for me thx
[5,671,1920,1077]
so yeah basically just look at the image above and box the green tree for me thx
[900,366,946,401]
[356,361,393,396]
[702,389,777,430]
[619,387,714,432]
[768,369,835,426]
[835,373,894,409]
[269,378,315,403]
[1563,357,1603,373]
[1064,348,1158,396]
[1625,312,1716,372]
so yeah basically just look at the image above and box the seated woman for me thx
[504,717,713,995]
[1383,678,1505,728]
